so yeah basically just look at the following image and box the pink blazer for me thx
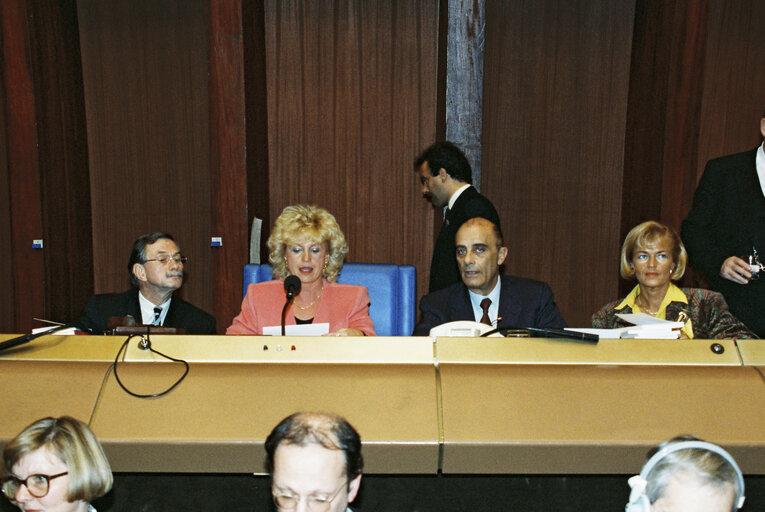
[226,279,376,336]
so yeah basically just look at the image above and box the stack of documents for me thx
[566,313,683,339]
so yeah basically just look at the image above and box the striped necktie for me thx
[152,306,162,326]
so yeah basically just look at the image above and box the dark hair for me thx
[265,412,363,482]
[414,141,473,184]
[128,232,176,286]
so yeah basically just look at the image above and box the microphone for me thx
[281,276,302,336]
[480,325,599,344]
[0,322,95,354]
[284,275,301,299]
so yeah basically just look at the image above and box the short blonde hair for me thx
[268,205,348,281]
[2,416,112,502]
[620,221,687,280]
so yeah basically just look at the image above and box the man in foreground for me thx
[265,412,363,512]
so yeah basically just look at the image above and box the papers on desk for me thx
[31,326,79,335]
[566,313,683,339]
[262,323,330,336]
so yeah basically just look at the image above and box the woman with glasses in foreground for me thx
[1,416,112,512]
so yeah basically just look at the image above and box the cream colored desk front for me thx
[0,335,438,474]
[436,337,765,475]
[1,335,763,475]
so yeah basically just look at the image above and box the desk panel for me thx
[92,361,438,473]
[2,335,763,477]
[439,363,765,474]
[738,339,765,366]
[0,359,112,438]
[0,335,439,474]
[436,337,742,365]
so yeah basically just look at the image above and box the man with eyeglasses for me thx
[265,412,363,512]
[74,232,216,334]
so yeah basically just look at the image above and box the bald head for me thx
[455,218,508,295]
[265,412,363,481]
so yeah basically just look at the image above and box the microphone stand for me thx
[0,323,82,353]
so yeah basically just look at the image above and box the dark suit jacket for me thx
[414,275,566,335]
[681,148,765,337]
[429,185,500,292]
[75,288,217,335]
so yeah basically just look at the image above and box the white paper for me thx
[615,313,683,328]
[31,326,78,335]
[262,323,330,336]
[565,327,628,339]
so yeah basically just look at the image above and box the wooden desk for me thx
[0,335,439,474]
[436,337,765,474]
[1,335,763,475]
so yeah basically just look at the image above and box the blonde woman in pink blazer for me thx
[227,205,375,336]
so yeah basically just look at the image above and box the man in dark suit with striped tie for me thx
[75,232,216,334]
[415,141,500,292]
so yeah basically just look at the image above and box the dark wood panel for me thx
[208,0,249,333]
[621,0,675,254]
[77,0,213,314]
[263,0,439,302]
[0,54,13,333]
[243,0,272,263]
[659,0,709,232]
[697,0,765,182]
[1,0,46,333]
[482,0,635,327]
[29,0,94,324]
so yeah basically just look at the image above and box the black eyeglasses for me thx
[143,255,187,265]
[1,472,68,498]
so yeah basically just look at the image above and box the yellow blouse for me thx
[617,283,694,338]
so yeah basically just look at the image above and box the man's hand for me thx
[720,256,752,284]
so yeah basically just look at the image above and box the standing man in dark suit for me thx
[415,141,500,292]
[413,217,565,335]
[266,412,363,512]
[681,114,765,337]
[75,232,216,334]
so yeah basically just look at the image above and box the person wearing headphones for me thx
[625,435,745,512]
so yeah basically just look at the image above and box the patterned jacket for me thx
[592,287,757,339]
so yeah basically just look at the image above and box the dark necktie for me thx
[480,298,492,326]
[152,306,162,326]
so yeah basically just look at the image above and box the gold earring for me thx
[323,260,329,274]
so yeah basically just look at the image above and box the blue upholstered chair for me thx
[242,263,416,336]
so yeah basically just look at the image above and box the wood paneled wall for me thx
[77,0,213,313]
[482,0,635,326]
[698,0,765,173]
[1,0,763,333]
[263,0,440,297]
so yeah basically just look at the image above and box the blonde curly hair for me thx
[268,205,348,281]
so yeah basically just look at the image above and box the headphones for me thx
[625,440,745,512]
